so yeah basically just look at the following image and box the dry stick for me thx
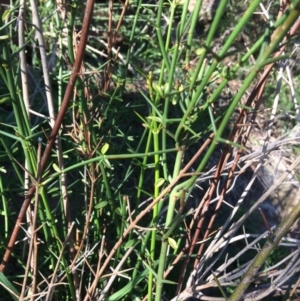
[98,246,135,301]
[83,134,215,301]
[287,274,300,301]
[0,0,95,273]
[115,0,129,34]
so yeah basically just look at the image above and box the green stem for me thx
[148,124,160,301]
[155,0,170,72]
[0,175,9,238]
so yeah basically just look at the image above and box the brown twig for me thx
[259,208,272,234]
[0,0,95,272]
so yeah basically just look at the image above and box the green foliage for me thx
[0,0,300,300]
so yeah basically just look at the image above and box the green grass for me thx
[0,0,300,300]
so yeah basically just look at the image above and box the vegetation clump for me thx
[0,1,300,300]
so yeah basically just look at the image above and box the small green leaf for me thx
[152,83,164,97]
[52,163,61,173]
[0,96,11,103]
[124,239,136,249]
[171,95,178,105]
[195,47,205,56]
[161,279,177,285]
[147,116,162,123]
[103,158,112,169]
[95,201,108,210]
[115,207,122,216]
[101,143,109,155]
[1,10,10,22]
[168,237,178,249]
[0,167,7,173]
[155,178,165,188]
[163,82,170,94]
